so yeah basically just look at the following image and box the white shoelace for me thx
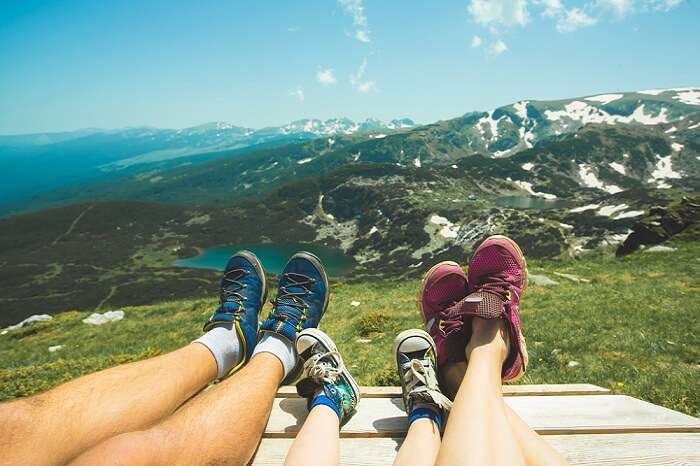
[403,358,453,412]
[304,350,344,384]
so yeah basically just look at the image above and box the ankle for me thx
[464,318,508,362]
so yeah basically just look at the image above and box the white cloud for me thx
[349,58,376,92]
[338,0,371,43]
[490,39,509,55]
[594,0,634,16]
[467,0,529,27]
[287,26,300,33]
[594,0,683,15]
[471,35,483,47]
[317,68,337,86]
[537,0,564,16]
[355,30,371,43]
[556,7,597,31]
[357,81,376,93]
[646,0,683,11]
[288,87,304,102]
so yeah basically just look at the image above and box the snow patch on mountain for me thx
[598,204,628,217]
[673,89,700,106]
[614,210,645,220]
[545,102,668,126]
[569,204,599,213]
[578,164,623,194]
[648,155,681,186]
[509,178,557,199]
[584,94,624,105]
[430,215,459,239]
[609,162,626,175]
[638,89,665,96]
[513,101,529,120]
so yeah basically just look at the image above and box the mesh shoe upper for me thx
[418,261,468,367]
[443,236,528,382]
[203,251,267,372]
[259,252,329,343]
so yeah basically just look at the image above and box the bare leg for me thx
[284,403,340,466]
[0,343,216,466]
[71,352,283,466]
[504,405,570,466]
[437,321,570,466]
[436,319,526,466]
[393,418,441,466]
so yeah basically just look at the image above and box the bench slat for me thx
[265,395,700,437]
[251,433,700,466]
[276,384,610,398]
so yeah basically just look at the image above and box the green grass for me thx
[1,240,698,417]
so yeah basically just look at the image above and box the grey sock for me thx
[194,326,242,379]
[251,332,297,378]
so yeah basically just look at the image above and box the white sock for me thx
[194,326,242,379]
[252,332,297,378]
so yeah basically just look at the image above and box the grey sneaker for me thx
[393,329,452,417]
[295,328,361,426]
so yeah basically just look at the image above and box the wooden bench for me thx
[252,384,700,465]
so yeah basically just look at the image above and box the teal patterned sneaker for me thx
[295,328,360,426]
[394,329,452,428]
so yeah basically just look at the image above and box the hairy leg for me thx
[284,404,340,466]
[436,319,526,466]
[393,418,441,466]
[0,343,216,466]
[71,352,283,466]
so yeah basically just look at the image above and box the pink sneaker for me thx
[443,235,529,382]
[417,261,469,366]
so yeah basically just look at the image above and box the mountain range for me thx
[0,87,698,325]
[0,117,415,211]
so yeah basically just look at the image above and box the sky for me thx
[0,0,698,135]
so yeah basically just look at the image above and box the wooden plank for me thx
[251,433,700,466]
[264,395,700,437]
[276,384,611,398]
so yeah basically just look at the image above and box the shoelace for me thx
[438,272,513,336]
[270,272,315,323]
[403,358,452,412]
[304,350,343,384]
[219,268,248,318]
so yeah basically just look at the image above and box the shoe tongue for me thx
[449,291,504,319]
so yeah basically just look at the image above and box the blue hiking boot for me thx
[259,251,329,382]
[203,250,268,376]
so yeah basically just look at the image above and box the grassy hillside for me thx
[1,239,698,417]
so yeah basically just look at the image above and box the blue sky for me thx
[0,0,698,134]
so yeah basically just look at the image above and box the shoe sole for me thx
[393,329,437,401]
[473,235,528,292]
[289,251,331,318]
[416,261,462,324]
[298,328,361,405]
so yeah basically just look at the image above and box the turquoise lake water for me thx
[496,196,572,210]
[174,243,355,276]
